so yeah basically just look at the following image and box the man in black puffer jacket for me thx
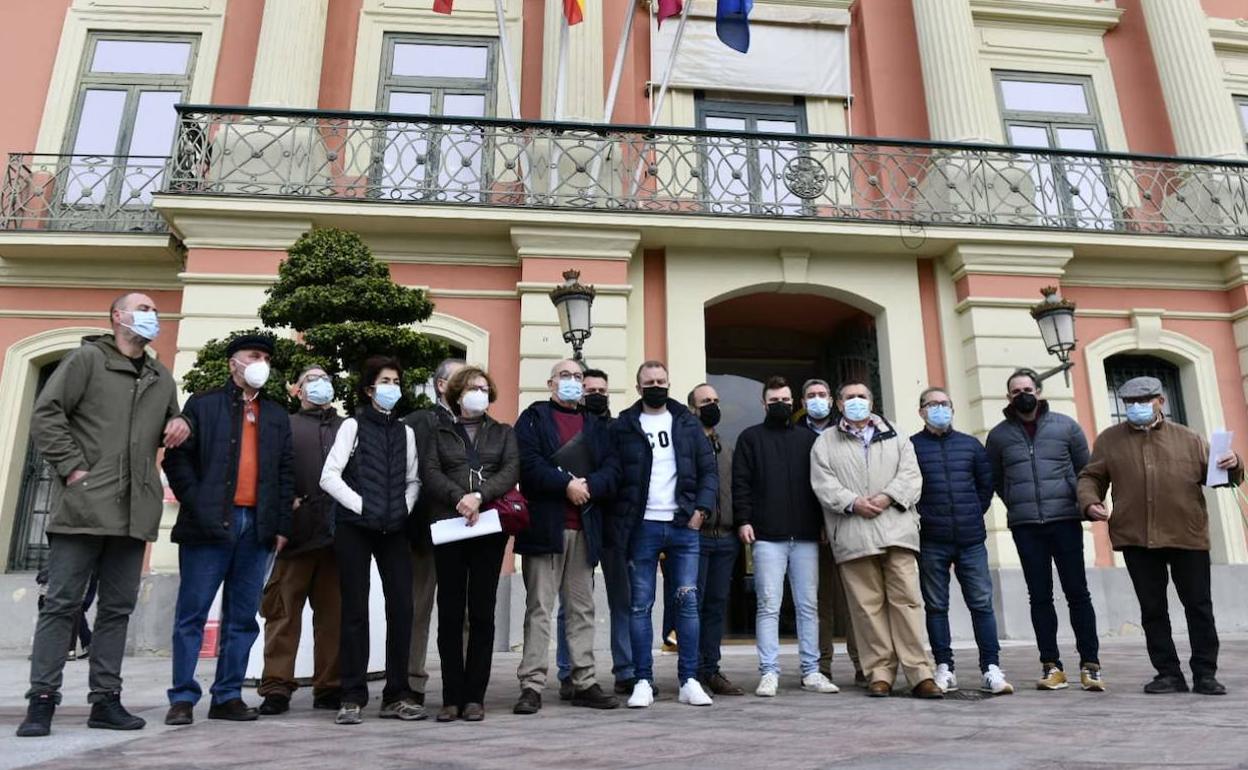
[911,387,1012,695]
[985,369,1101,693]
[163,334,294,726]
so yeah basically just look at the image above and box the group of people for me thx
[15,291,1242,737]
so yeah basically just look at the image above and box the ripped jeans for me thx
[629,519,701,684]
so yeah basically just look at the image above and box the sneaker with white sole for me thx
[755,672,779,697]
[934,663,958,693]
[801,672,840,694]
[981,664,1015,695]
[627,679,654,709]
[678,678,713,706]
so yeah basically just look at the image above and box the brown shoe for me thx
[462,703,484,722]
[912,679,945,699]
[866,681,891,698]
[700,672,745,696]
[435,705,459,723]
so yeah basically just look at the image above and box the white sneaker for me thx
[627,679,654,709]
[678,678,713,706]
[801,672,840,694]
[981,664,1015,695]
[755,672,779,697]
[934,663,958,693]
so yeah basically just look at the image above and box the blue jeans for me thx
[169,507,273,705]
[697,533,739,677]
[557,543,633,683]
[1012,519,1099,668]
[629,520,700,684]
[753,540,819,676]
[918,540,1000,672]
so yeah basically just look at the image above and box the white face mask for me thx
[238,359,270,389]
[461,390,490,415]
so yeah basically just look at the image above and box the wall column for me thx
[249,0,330,108]
[910,0,999,143]
[540,0,605,121]
[1140,0,1245,160]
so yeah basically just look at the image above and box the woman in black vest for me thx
[423,365,519,722]
[320,356,422,725]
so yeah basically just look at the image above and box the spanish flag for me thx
[563,0,584,25]
[433,0,453,13]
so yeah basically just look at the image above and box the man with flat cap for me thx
[1078,376,1242,696]
[163,333,294,724]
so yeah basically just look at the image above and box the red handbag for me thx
[488,486,530,535]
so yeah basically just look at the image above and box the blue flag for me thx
[716,0,753,53]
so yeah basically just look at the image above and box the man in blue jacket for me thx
[512,359,620,714]
[911,387,1013,695]
[612,360,718,709]
[986,369,1102,692]
[162,334,294,725]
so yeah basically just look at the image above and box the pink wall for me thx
[521,0,545,119]
[1202,0,1246,19]
[1104,0,1177,155]
[916,260,947,388]
[850,0,929,139]
[210,0,264,106]
[320,0,364,110]
[0,0,72,156]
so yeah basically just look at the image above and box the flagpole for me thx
[588,0,639,195]
[550,11,570,199]
[628,0,692,198]
[494,0,522,120]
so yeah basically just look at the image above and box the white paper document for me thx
[1206,430,1234,487]
[430,509,502,545]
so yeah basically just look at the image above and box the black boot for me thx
[258,695,290,715]
[16,692,56,737]
[88,693,146,730]
[571,684,621,709]
[207,699,259,721]
[1143,674,1189,694]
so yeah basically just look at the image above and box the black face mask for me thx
[697,402,721,428]
[641,386,669,409]
[765,402,793,424]
[1011,393,1038,414]
[583,392,610,416]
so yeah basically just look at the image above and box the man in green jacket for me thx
[17,292,189,738]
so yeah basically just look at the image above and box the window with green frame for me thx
[694,93,808,215]
[1236,95,1248,153]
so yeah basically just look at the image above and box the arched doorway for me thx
[9,361,61,572]
[704,291,880,640]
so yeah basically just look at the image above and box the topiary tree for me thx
[181,227,447,413]
[180,330,327,412]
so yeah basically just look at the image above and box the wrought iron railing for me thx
[157,104,1248,238]
[1,153,169,234]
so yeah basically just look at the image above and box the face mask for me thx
[766,402,793,424]
[926,404,953,430]
[305,378,334,406]
[122,310,160,341]
[583,392,610,416]
[641,386,668,409]
[461,389,490,415]
[1011,393,1038,414]
[805,397,831,420]
[842,397,871,422]
[239,359,270,389]
[1125,402,1156,426]
[697,402,721,428]
[556,378,583,402]
[373,383,401,411]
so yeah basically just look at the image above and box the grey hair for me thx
[435,358,465,382]
[801,378,831,399]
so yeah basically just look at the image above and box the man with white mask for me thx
[163,334,295,725]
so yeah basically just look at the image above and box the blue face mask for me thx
[374,383,402,411]
[305,378,334,406]
[1125,402,1156,426]
[926,404,953,429]
[557,378,583,403]
[806,397,831,420]
[123,310,160,341]
[842,397,871,422]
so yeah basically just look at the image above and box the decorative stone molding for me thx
[510,227,640,261]
[943,244,1074,281]
[969,0,1123,32]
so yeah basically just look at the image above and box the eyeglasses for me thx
[921,401,952,409]
[466,385,490,393]
[555,371,584,382]
[303,374,328,383]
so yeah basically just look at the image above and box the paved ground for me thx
[1,636,1248,769]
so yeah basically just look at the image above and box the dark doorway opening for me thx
[10,361,62,572]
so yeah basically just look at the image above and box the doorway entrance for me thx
[704,291,880,639]
[10,361,61,572]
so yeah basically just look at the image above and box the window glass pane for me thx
[1238,100,1248,137]
[1007,124,1052,148]
[756,119,798,134]
[71,89,127,155]
[92,40,192,75]
[1055,127,1098,152]
[704,116,746,131]
[1055,127,1112,228]
[1000,80,1089,115]
[442,93,487,118]
[382,92,432,195]
[755,120,800,209]
[391,44,488,79]
[388,91,433,115]
[122,91,182,205]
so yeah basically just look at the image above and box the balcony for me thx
[2,153,169,234]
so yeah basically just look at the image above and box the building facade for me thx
[2,0,1248,641]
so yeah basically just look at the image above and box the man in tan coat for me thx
[1077,376,1242,696]
[809,381,942,699]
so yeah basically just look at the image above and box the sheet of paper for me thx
[430,509,502,545]
[1206,430,1233,487]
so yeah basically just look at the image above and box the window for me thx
[376,35,496,201]
[61,33,197,225]
[10,362,60,572]
[695,94,807,215]
[1236,96,1248,153]
[1103,354,1186,426]
[994,72,1113,229]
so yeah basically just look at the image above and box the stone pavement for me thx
[2,636,1248,769]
